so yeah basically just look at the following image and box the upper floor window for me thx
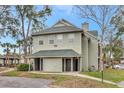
[39,40,43,45]
[57,34,63,42]
[49,40,54,44]
[68,34,75,42]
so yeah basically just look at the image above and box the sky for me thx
[0,5,99,54]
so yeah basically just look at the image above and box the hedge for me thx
[17,63,33,71]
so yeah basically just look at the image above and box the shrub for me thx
[17,63,32,71]
[88,65,96,72]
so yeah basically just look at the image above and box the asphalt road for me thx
[0,76,52,88]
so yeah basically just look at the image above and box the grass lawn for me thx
[81,68,124,83]
[0,70,119,88]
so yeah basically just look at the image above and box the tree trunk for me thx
[23,40,28,63]
[5,49,8,66]
[19,45,21,56]
[14,48,16,66]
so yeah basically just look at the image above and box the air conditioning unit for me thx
[54,45,58,47]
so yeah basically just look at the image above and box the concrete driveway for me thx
[0,76,52,88]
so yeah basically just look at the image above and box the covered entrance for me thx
[29,49,80,72]
[34,58,43,71]
[62,57,80,72]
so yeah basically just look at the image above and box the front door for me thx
[65,59,71,71]
[73,58,78,71]
[35,58,43,71]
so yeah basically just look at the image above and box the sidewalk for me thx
[30,71,117,85]
[0,67,15,74]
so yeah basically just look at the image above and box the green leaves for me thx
[0,6,20,38]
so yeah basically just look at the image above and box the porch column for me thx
[64,58,66,72]
[71,58,73,72]
[33,59,35,71]
[78,57,80,71]
[40,58,42,71]
[28,58,31,71]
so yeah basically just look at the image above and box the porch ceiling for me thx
[29,49,80,58]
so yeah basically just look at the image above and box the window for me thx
[68,34,75,43]
[57,34,63,43]
[49,40,54,44]
[39,40,43,45]
[57,34,63,40]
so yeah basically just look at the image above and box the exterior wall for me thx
[88,37,98,70]
[32,32,82,54]
[121,48,124,63]
[0,59,3,65]
[32,31,98,72]
[81,36,89,71]
[80,33,98,71]
[43,58,62,72]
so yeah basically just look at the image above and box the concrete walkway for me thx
[30,71,117,85]
[117,81,124,88]
[0,67,15,74]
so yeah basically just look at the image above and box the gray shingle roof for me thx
[88,30,98,37]
[30,49,80,58]
[32,19,98,38]
[32,26,82,36]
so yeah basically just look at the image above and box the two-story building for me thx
[28,19,98,72]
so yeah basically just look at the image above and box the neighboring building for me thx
[0,55,20,66]
[121,45,124,63]
[28,19,98,72]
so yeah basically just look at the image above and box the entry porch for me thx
[28,49,81,72]
[31,57,80,72]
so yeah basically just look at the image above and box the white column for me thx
[71,58,73,72]
[78,57,80,71]
[64,58,66,72]
[28,58,31,71]
[40,58,42,71]
[33,59,35,71]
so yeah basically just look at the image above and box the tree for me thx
[1,43,12,66]
[11,44,18,66]
[16,40,23,56]
[106,6,124,66]
[0,5,51,63]
[15,5,51,63]
[74,5,118,69]
[0,5,20,38]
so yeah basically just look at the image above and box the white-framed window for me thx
[57,34,63,43]
[68,33,75,43]
[39,40,43,45]
[49,40,54,44]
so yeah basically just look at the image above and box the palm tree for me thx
[12,44,18,66]
[16,40,23,56]
[1,43,11,66]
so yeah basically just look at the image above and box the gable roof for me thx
[52,19,77,28]
[29,49,80,58]
[32,19,98,38]
[32,19,82,36]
